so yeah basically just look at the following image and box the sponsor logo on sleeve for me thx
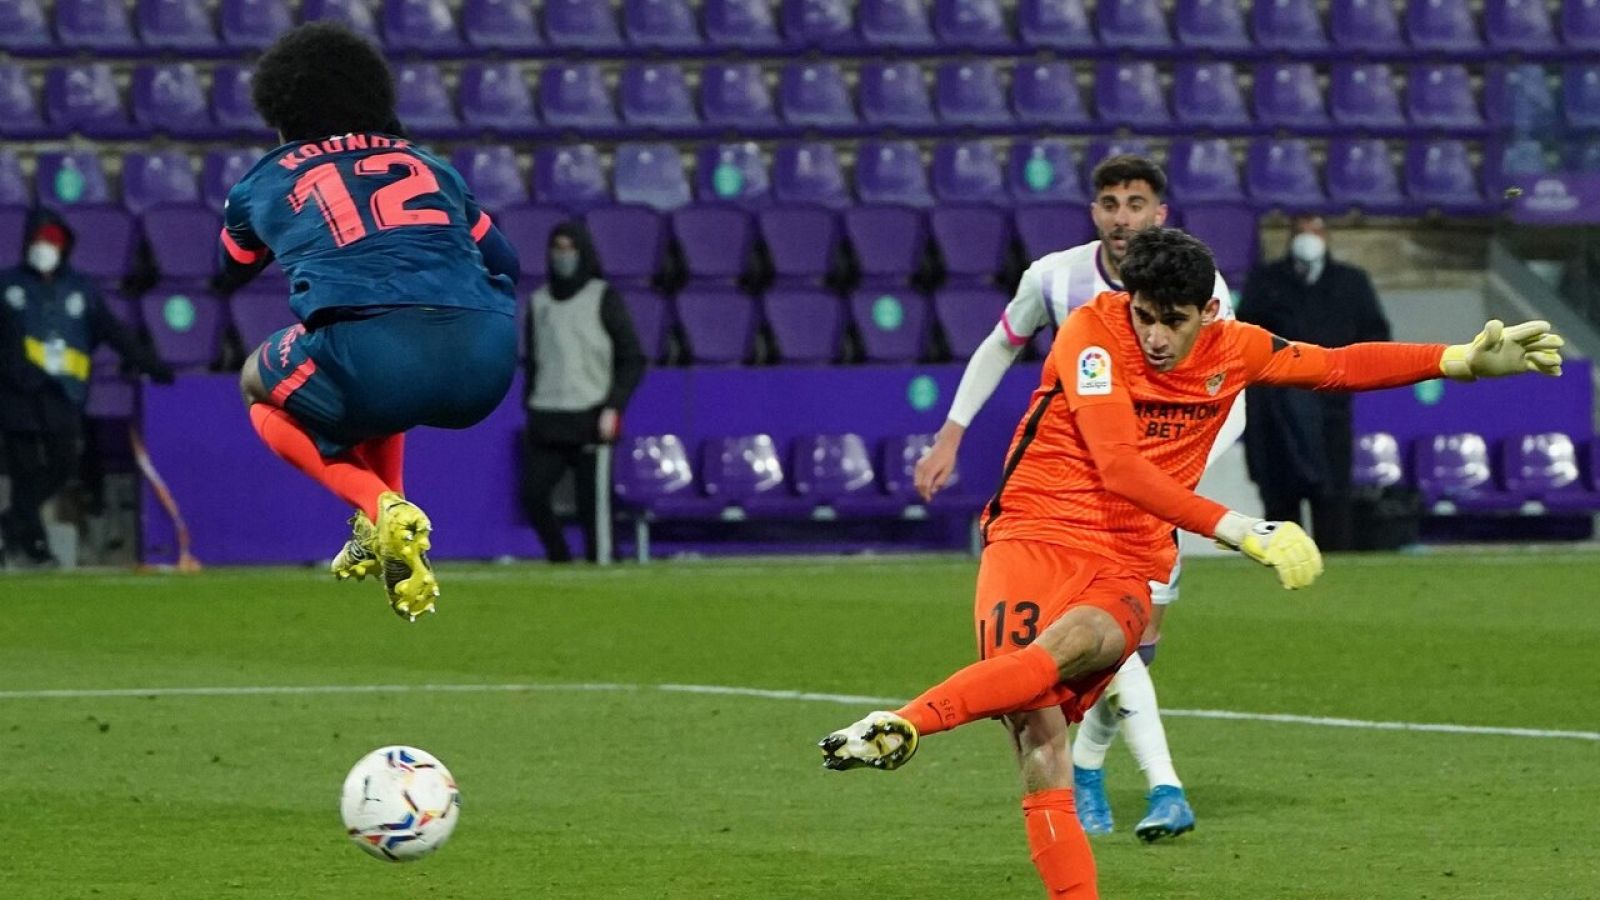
[1077,346,1112,396]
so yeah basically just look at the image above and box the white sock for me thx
[1114,653,1181,790]
[1071,669,1124,770]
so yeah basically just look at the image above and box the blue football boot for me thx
[1072,766,1114,835]
[1134,784,1195,842]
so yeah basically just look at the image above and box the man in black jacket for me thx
[0,209,174,567]
[1237,214,1391,552]
[521,221,646,563]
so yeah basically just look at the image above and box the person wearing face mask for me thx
[1237,214,1392,552]
[0,209,175,567]
[520,222,646,564]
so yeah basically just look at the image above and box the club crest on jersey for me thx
[1077,346,1111,396]
[1205,372,1225,396]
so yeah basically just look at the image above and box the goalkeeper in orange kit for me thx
[818,228,1563,899]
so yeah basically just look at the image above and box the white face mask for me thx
[27,242,62,275]
[1290,232,1326,265]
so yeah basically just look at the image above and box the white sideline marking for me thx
[0,681,1594,743]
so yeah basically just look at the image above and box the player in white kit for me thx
[915,155,1243,842]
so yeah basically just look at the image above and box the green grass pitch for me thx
[3,550,1598,899]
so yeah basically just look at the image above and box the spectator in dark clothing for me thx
[520,222,646,563]
[1237,215,1392,552]
[0,209,174,567]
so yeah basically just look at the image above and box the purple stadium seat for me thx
[772,142,850,210]
[142,205,219,279]
[1010,62,1087,129]
[705,0,782,48]
[1252,0,1327,49]
[1352,432,1403,488]
[452,146,526,213]
[545,0,624,48]
[781,0,857,47]
[37,151,111,209]
[1407,64,1483,130]
[1085,138,1154,170]
[461,0,542,51]
[46,64,139,140]
[1567,138,1600,172]
[495,204,566,278]
[934,286,1006,359]
[672,205,754,282]
[701,436,794,512]
[1326,138,1405,213]
[2,0,54,55]
[931,140,1004,205]
[758,205,840,283]
[763,288,844,363]
[851,288,929,362]
[779,62,854,130]
[122,152,199,215]
[1486,138,1549,196]
[930,205,1009,283]
[1176,0,1249,49]
[935,61,1010,128]
[1501,433,1586,505]
[1009,139,1084,205]
[1097,0,1171,47]
[211,65,272,139]
[1255,63,1329,130]
[86,368,137,420]
[934,0,1012,49]
[55,0,138,53]
[845,205,927,279]
[676,288,757,363]
[1331,0,1404,51]
[859,62,935,129]
[220,0,291,49]
[132,64,214,140]
[1246,139,1325,209]
[1563,0,1600,51]
[791,434,893,511]
[137,0,219,50]
[622,289,670,363]
[613,435,708,515]
[534,145,608,213]
[696,143,771,207]
[860,0,936,48]
[1168,139,1243,203]
[0,154,29,207]
[301,0,379,39]
[614,144,690,212]
[201,148,264,213]
[701,63,778,129]
[855,141,933,208]
[1173,62,1248,129]
[624,0,701,47]
[1485,64,1556,134]
[1331,62,1405,129]
[1563,64,1600,131]
[1181,204,1257,282]
[1404,0,1480,52]
[1485,0,1556,50]
[0,64,57,140]
[229,286,300,351]
[1018,0,1092,48]
[382,0,462,51]
[540,64,618,130]
[142,287,224,370]
[59,206,133,280]
[1015,204,1094,258]
[1405,139,1483,210]
[1094,61,1170,129]
[621,63,697,131]
[585,205,665,283]
[394,63,460,139]
[1413,433,1508,511]
[459,62,537,137]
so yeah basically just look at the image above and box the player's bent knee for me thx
[1037,606,1127,680]
[239,346,270,407]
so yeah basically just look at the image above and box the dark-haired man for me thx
[820,228,1562,899]
[217,23,521,620]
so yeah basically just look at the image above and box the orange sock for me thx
[1022,789,1098,899]
[353,434,405,497]
[894,643,1061,736]
[249,404,389,521]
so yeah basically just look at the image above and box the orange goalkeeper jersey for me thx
[979,291,1446,581]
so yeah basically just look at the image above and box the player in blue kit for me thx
[216,23,521,621]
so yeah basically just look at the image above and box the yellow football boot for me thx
[330,511,379,582]
[374,491,438,621]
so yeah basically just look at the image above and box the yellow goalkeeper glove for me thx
[1214,512,1324,590]
[1440,320,1564,382]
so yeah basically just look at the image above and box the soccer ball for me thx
[339,745,460,862]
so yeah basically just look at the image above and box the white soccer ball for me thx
[339,745,461,862]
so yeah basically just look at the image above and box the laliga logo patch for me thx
[1205,372,1225,396]
[4,286,24,310]
[65,292,85,318]
[1076,346,1111,396]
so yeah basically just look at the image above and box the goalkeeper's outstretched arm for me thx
[1239,320,1564,391]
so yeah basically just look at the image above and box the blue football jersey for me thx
[221,133,515,323]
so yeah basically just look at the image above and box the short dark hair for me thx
[1090,154,1167,199]
[1119,228,1216,310]
[252,23,397,143]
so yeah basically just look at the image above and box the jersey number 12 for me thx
[289,152,448,248]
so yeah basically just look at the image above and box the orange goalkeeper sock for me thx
[353,433,406,497]
[895,643,1062,736]
[249,403,389,521]
[1023,789,1098,899]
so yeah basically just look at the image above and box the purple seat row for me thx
[1357,431,1600,513]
